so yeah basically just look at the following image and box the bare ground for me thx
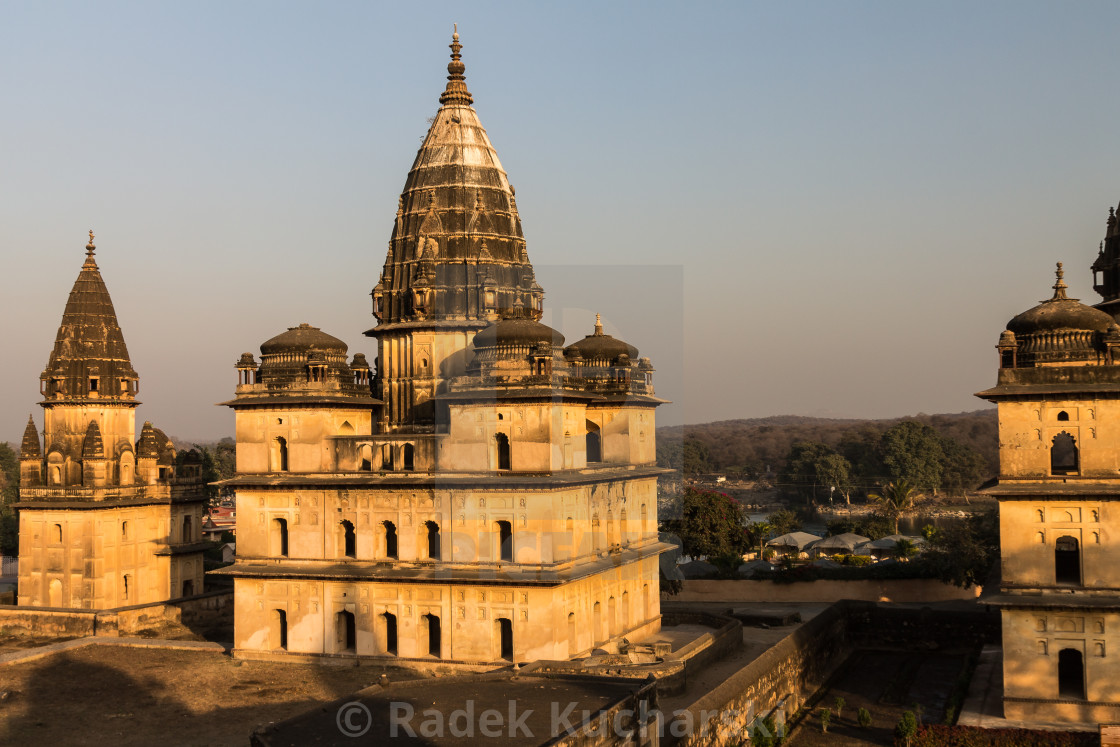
[0,643,424,747]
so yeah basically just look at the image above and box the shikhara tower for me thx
[17,233,207,609]
[221,31,670,664]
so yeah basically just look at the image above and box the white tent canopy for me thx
[766,531,822,551]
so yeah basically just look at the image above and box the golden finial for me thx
[594,313,603,335]
[440,25,472,106]
[86,230,96,258]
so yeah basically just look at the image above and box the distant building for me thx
[16,233,208,608]
[216,31,670,664]
[978,227,1120,722]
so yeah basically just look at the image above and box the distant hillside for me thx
[657,409,998,478]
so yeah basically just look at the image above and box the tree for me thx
[879,421,944,492]
[766,508,802,537]
[939,437,988,498]
[675,488,749,561]
[868,479,916,534]
[0,443,20,556]
[923,510,999,588]
[833,697,846,720]
[682,438,712,475]
[818,707,831,734]
[857,707,872,728]
[780,441,840,504]
[745,520,773,559]
[817,453,854,504]
[895,711,918,747]
[893,538,918,561]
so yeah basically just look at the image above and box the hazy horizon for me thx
[4,2,1120,443]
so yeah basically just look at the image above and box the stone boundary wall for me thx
[662,601,1000,747]
[674,578,980,604]
[0,590,233,638]
[666,603,850,747]
[525,611,741,696]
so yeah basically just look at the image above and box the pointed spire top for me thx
[594,313,603,336]
[21,415,41,459]
[1051,262,1069,301]
[84,230,97,266]
[439,24,473,106]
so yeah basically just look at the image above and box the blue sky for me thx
[3,2,1120,441]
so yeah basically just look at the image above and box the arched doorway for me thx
[495,433,511,470]
[383,521,398,558]
[381,611,397,655]
[1055,536,1081,585]
[496,520,513,562]
[271,609,287,650]
[1058,648,1085,699]
[403,443,415,471]
[271,518,288,557]
[421,613,441,657]
[272,437,289,472]
[1051,432,1078,475]
[585,421,601,462]
[424,521,441,560]
[339,520,356,558]
[495,617,513,661]
[337,610,356,653]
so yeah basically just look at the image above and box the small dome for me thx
[260,323,348,356]
[473,316,564,350]
[564,314,638,363]
[1008,264,1114,335]
[351,353,371,370]
[236,352,257,368]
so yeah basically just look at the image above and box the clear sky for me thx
[3,1,1120,442]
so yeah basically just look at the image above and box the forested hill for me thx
[657,409,998,492]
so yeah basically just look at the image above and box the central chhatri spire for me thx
[1051,262,1072,302]
[439,24,473,106]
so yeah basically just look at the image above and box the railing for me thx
[0,556,17,577]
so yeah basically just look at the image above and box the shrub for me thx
[895,711,917,747]
[818,707,831,733]
[833,696,845,719]
[857,707,872,728]
[907,724,1098,746]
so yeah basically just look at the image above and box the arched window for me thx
[273,437,289,472]
[640,503,648,533]
[608,596,617,639]
[122,574,131,601]
[585,421,602,462]
[621,591,630,630]
[1057,410,1070,421]
[496,520,513,562]
[121,521,129,540]
[271,518,289,557]
[337,610,356,653]
[339,520,356,558]
[403,443,415,471]
[383,520,398,558]
[339,421,354,435]
[1055,535,1081,585]
[1058,648,1085,699]
[182,515,192,543]
[567,612,578,657]
[421,613,441,657]
[52,524,62,543]
[593,601,603,645]
[381,444,392,470]
[272,609,287,650]
[424,521,441,560]
[495,617,513,661]
[495,433,511,470]
[182,579,194,597]
[642,583,650,622]
[1051,432,1078,475]
[381,611,397,655]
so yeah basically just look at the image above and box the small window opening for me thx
[1057,410,1070,421]
[383,521,398,558]
[495,433,510,470]
[1051,432,1078,475]
[496,617,513,661]
[425,521,441,560]
[382,612,398,655]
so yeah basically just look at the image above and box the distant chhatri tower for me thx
[219,30,669,664]
[17,233,207,609]
[979,232,1120,722]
